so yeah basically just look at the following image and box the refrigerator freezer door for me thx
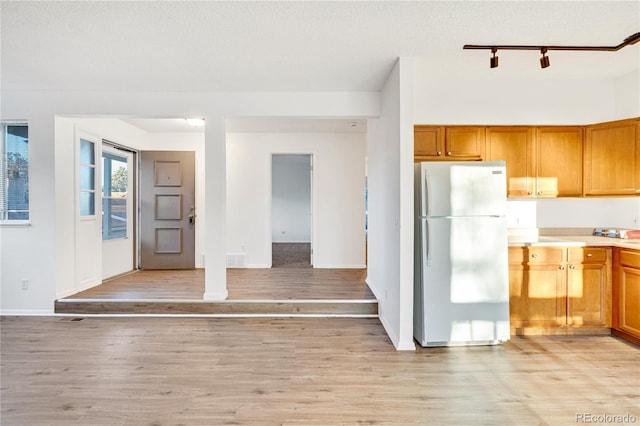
[415,216,510,346]
[421,161,507,217]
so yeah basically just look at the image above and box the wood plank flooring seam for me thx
[55,299,379,303]
[47,313,380,318]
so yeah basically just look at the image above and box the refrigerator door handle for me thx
[423,218,431,266]
[423,170,430,217]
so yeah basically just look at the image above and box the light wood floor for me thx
[64,268,375,300]
[1,316,638,425]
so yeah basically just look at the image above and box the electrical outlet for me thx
[21,279,29,290]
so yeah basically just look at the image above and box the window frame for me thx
[0,121,30,226]
[101,149,130,241]
[78,138,97,218]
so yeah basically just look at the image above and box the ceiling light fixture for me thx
[186,118,205,127]
[490,47,499,68]
[540,48,550,69]
[464,32,640,68]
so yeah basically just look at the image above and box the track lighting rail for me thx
[463,32,640,52]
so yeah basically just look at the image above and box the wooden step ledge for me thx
[55,299,378,316]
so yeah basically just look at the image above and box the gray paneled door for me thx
[140,151,195,269]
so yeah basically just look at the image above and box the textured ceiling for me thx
[2,1,639,93]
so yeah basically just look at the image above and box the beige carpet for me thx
[272,243,311,268]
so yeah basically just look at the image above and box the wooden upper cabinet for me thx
[536,127,583,197]
[444,127,485,160]
[584,118,640,196]
[414,126,443,159]
[414,126,484,161]
[485,127,536,197]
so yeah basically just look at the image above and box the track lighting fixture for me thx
[540,48,550,69]
[490,48,499,68]
[464,32,640,68]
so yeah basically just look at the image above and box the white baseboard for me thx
[1,310,54,316]
[78,280,101,293]
[56,288,78,299]
[365,277,382,300]
[202,290,229,301]
[313,264,367,269]
[378,311,416,351]
[243,264,271,269]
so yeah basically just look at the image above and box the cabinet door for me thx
[567,263,610,327]
[486,127,535,197]
[414,126,443,160]
[509,263,566,327]
[536,127,583,197]
[617,265,640,338]
[584,119,640,195]
[444,127,485,160]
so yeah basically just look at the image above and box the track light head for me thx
[490,48,499,68]
[540,48,550,69]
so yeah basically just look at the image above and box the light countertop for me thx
[508,235,640,250]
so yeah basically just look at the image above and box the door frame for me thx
[269,152,316,267]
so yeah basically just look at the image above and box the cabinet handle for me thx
[531,253,538,258]
[586,253,593,258]
[447,151,452,156]
[527,191,533,195]
[559,265,565,270]
[537,191,543,195]
[569,265,575,269]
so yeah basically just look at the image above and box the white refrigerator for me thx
[414,161,510,347]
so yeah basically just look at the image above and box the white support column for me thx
[203,116,228,300]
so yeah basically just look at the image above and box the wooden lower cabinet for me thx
[613,248,640,345]
[509,246,611,334]
[509,260,566,328]
[566,247,611,327]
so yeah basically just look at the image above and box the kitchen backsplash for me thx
[506,199,537,229]
[507,197,640,230]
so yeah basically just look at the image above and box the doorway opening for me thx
[271,154,312,268]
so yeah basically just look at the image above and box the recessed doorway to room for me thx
[271,154,312,268]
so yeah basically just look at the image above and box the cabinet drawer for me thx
[568,247,608,263]
[524,247,564,264]
[619,249,640,268]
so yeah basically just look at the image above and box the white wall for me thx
[413,75,616,125]
[226,132,366,268]
[271,155,311,243]
[507,197,640,231]
[614,69,640,119]
[537,198,640,229]
[367,58,415,350]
